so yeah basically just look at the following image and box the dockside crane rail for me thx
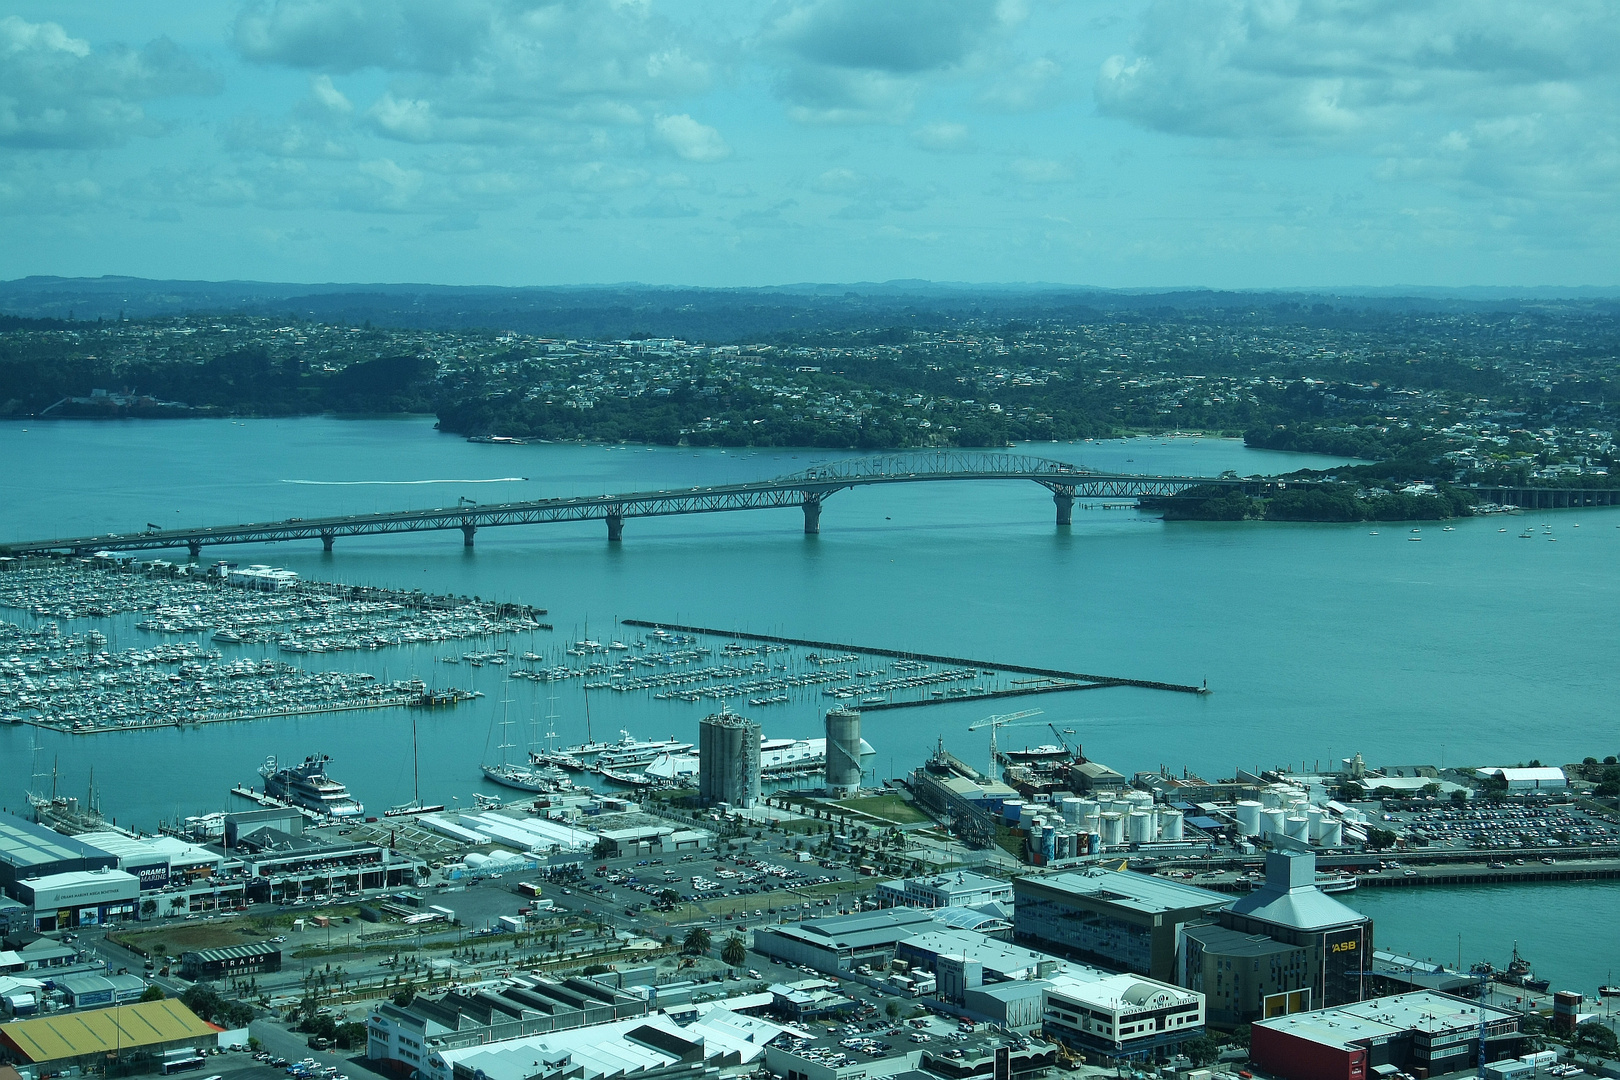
[968,708,1044,782]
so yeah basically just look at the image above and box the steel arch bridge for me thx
[0,451,1260,557]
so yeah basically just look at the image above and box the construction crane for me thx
[1048,722,1074,756]
[967,709,1044,781]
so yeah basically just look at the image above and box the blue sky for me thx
[3,0,1616,288]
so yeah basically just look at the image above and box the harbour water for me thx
[2,417,1618,988]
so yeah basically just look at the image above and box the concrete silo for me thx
[698,710,762,808]
[824,708,863,797]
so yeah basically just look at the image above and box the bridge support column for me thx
[461,523,476,548]
[606,513,624,542]
[320,532,335,552]
[187,540,201,559]
[1052,487,1075,527]
[802,496,822,535]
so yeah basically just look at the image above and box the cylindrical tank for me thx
[1019,803,1038,827]
[1261,787,1284,809]
[1158,808,1184,840]
[1077,799,1100,828]
[1318,819,1344,847]
[1236,801,1262,836]
[1124,790,1154,809]
[1100,812,1125,846]
[1127,809,1154,843]
[1285,814,1310,842]
[699,711,761,808]
[1040,825,1056,861]
[1002,798,1024,824]
[824,708,862,796]
[1307,807,1327,840]
[1055,831,1070,859]
[1261,807,1286,837]
[1061,797,1084,824]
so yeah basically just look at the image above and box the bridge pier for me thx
[187,540,201,559]
[803,496,822,534]
[606,513,624,542]
[320,532,335,553]
[1052,487,1075,526]
[461,523,476,548]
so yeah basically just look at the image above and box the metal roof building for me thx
[0,998,217,1070]
[0,816,118,893]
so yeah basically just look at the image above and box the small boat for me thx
[1408,536,1422,542]
[1599,985,1620,999]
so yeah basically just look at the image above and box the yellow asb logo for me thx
[1331,940,1357,954]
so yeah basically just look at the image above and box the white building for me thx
[1041,973,1205,1058]
[874,871,1013,909]
[13,869,140,930]
[1474,767,1566,791]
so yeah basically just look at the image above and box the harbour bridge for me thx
[1,451,1268,558]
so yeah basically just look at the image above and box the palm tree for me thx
[682,927,712,955]
[720,934,746,967]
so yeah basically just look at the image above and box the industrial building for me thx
[698,711,762,808]
[71,831,222,892]
[752,908,941,974]
[419,1009,786,1080]
[1041,973,1205,1060]
[767,1024,1057,1080]
[367,974,651,1075]
[1013,867,1231,983]
[1250,991,1522,1080]
[0,816,118,895]
[179,941,282,981]
[0,998,217,1073]
[876,871,1013,910]
[823,709,862,797]
[1474,767,1567,791]
[53,973,147,1009]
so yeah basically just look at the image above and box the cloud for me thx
[653,114,730,162]
[977,56,1063,110]
[765,0,1013,124]
[0,15,217,148]
[1003,157,1073,184]
[911,121,972,152]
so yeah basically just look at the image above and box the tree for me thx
[682,927,712,955]
[721,935,746,967]
[392,985,416,1008]
[593,836,616,860]
[884,1001,902,1020]
[1449,789,1468,806]
[139,986,166,1002]
[1365,827,1398,850]
[140,899,157,917]
[1574,1020,1619,1058]
[1182,1034,1221,1066]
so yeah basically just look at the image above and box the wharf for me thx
[1351,858,1620,888]
[229,784,321,820]
[619,619,1208,699]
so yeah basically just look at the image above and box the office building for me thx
[1013,867,1230,982]
[1251,991,1522,1080]
[876,872,1013,910]
[12,869,139,931]
[1041,973,1205,1060]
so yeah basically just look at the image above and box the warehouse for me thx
[0,998,217,1073]
[1474,767,1567,791]
[54,973,148,1009]
[0,817,117,895]
[752,908,940,974]
[179,941,282,981]
[12,868,139,931]
[1013,867,1230,983]
[1250,991,1522,1080]
[73,831,222,892]
[875,872,1013,910]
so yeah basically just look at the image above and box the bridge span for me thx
[1,452,1258,558]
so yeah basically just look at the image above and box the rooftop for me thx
[0,816,111,871]
[0,999,216,1062]
[1046,972,1201,1013]
[1019,867,1230,915]
[1229,851,1368,932]
[1255,991,1517,1046]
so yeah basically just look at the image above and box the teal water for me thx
[2,418,1617,988]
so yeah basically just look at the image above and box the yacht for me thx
[259,754,364,818]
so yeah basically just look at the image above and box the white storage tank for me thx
[1100,811,1125,846]
[1318,819,1344,847]
[1260,807,1286,837]
[1285,814,1311,842]
[1236,801,1263,836]
[1061,797,1084,824]
[1019,803,1039,827]
[1127,810,1154,843]
[1158,808,1185,840]
[1307,807,1327,840]
[1124,789,1154,809]
[1078,800,1101,830]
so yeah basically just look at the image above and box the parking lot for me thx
[1388,800,1620,851]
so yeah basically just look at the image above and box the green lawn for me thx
[839,794,931,824]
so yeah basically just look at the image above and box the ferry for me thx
[1316,872,1358,894]
[258,754,364,818]
[466,434,526,445]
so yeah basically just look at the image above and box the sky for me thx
[2,0,1617,289]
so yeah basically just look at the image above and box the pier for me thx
[618,619,1208,699]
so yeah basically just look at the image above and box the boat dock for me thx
[619,619,1209,701]
[228,784,322,821]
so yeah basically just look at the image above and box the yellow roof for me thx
[0,999,215,1063]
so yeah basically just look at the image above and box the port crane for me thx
[968,708,1044,781]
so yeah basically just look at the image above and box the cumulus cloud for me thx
[765,0,1013,123]
[653,114,730,162]
[911,121,972,152]
[0,15,217,148]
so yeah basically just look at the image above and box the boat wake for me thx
[282,477,528,485]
